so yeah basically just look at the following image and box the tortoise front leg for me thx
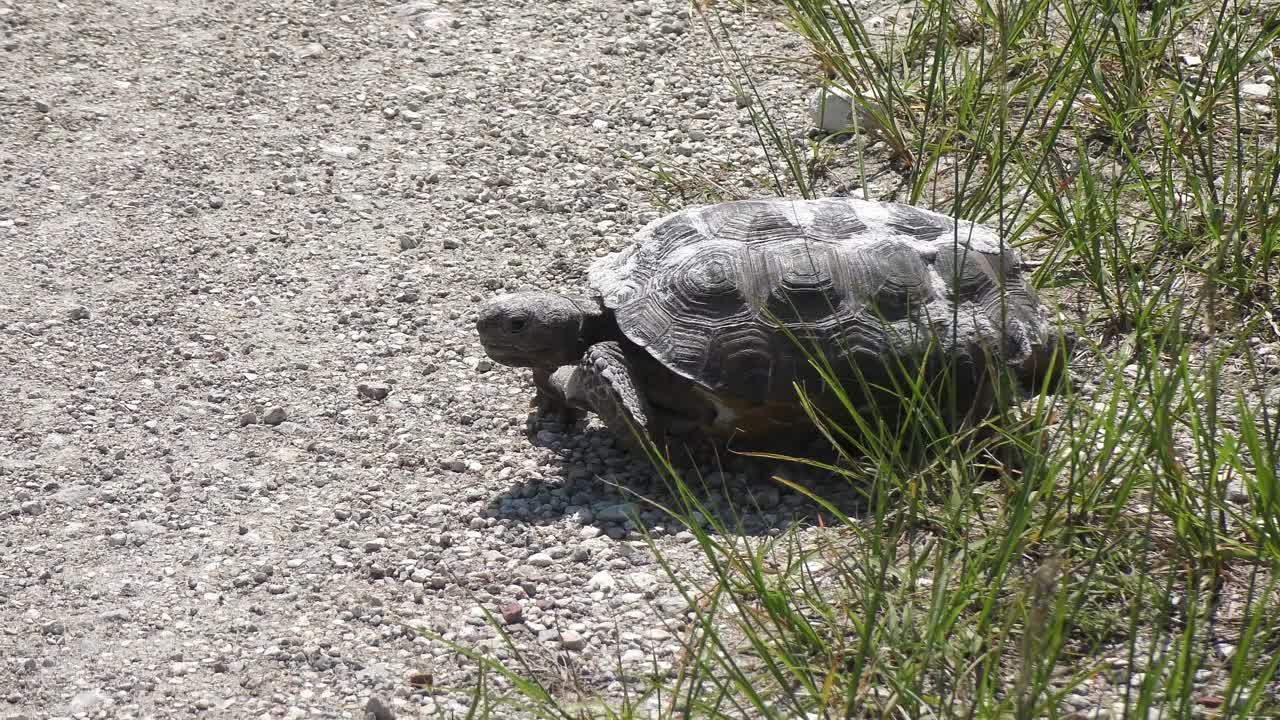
[531,367,588,428]
[577,342,663,454]
[531,342,660,454]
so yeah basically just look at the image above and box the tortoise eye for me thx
[508,317,527,333]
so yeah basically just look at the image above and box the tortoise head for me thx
[476,291,590,368]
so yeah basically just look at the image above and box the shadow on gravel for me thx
[483,418,871,539]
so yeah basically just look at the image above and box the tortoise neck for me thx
[572,298,612,348]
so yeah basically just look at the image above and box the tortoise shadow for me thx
[483,419,874,539]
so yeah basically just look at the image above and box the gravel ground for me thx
[4,0,1271,718]
[0,0,853,717]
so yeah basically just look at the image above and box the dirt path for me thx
[0,0,836,717]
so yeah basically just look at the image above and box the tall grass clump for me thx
[423,0,1280,717]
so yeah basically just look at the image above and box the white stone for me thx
[1241,82,1272,100]
[587,570,615,592]
[807,86,885,134]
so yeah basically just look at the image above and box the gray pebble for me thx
[596,503,637,523]
[100,608,130,622]
[365,695,396,720]
[357,382,391,401]
[1241,82,1272,100]
[68,689,107,711]
[559,629,586,651]
[587,570,615,592]
[500,602,523,624]
[1064,693,1091,710]
[127,520,163,539]
[262,406,288,426]
[298,41,326,58]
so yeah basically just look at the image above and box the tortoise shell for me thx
[587,197,1052,409]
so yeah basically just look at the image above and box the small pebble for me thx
[298,42,326,58]
[587,570,615,592]
[1241,82,1271,100]
[596,503,637,523]
[559,629,585,651]
[100,609,130,622]
[357,382,391,400]
[499,602,523,624]
[365,695,396,720]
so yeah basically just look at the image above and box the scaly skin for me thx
[533,341,663,454]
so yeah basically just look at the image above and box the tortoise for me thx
[475,197,1067,451]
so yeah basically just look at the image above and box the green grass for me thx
[430,0,1280,716]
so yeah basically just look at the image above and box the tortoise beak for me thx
[477,339,530,368]
[476,305,534,367]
